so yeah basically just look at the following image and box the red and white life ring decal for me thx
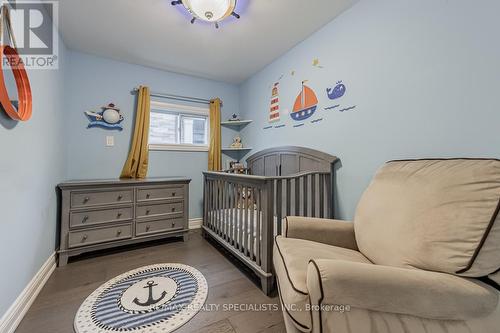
[0,45,32,121]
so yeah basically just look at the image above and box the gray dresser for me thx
[57,177,191,266]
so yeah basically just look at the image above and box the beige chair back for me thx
[354,159,500,277]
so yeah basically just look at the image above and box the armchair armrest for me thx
[284,216,358,250]
[306,259,498,321]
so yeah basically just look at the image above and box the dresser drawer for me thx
[71,189,133,208]
[136,202,184,219]
[68,224,132,248]
[70,207,133,228]
[136,218,184,237]
[137,186,184,202]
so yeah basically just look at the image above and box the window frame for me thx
[148,100,210,152]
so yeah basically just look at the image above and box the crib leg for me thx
[261,276,275,296]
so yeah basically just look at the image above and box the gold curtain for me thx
[120,86,150,179]
[208,98,222,171]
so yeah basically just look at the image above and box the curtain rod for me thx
[131,87,222,106]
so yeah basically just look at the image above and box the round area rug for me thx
[74,264,208,333]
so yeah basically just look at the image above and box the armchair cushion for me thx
[307,259,499,321]
[274,236,371,330]
[354,159,500,277]
[284,216,358,250]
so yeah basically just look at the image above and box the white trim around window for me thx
[149,143,209,152]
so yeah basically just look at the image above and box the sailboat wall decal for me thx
[290,80,318,121]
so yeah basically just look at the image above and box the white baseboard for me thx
[189,218,203,230]
[0,252,56,333]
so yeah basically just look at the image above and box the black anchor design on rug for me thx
[133,280,168,307]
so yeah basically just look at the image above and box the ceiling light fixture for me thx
[171,0,240,29]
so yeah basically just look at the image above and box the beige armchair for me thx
[274,159,500,333]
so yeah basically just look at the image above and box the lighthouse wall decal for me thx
[269,82,280,122]
[290,80,318,121]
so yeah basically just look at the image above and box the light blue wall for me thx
[239,0,500,219]
[0,24,68,316]
[65,51,240,218]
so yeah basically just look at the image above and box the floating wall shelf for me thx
[220,120,253,127]
[221,147,253,152]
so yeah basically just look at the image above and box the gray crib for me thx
[202,146,338,295]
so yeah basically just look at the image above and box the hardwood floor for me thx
[15,230,285,333]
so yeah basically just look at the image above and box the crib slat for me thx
[221,180,224,235]
[224,182,231,242]
[230,183,233,241]
[218,180,223,235]
[276,179,282,235]
[319,174,324,218]
[326,174,332,218]
[233,182,237,245]
[294,178,300,215]
[224,181,229,241]
[242,187,248,255]
[303,175,308,217]
[238,185,243,251]
[250,187,255,260]
[286,179,291,216]
[226,182,231,241]
[214,180,218,235]
[213,180,219,233]
[256,188,261,266]
[311,174,316,217]
[221,180,225,236]
[233,183,240,249]
[213,180,217,232]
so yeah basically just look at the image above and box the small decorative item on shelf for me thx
[85,103,124,130]
[228,113,240,122]
[230,136,243,148]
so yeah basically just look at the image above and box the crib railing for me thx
[203,172,274,279]
[202,170,332,290]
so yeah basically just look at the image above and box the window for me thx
[149,101,209,151]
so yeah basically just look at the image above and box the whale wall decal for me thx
[326,81,346,100]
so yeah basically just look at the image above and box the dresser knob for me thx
[117,195,123,201]
[146,225,151,231]
[171,207,175,212]
[83,197,90,203]
[145,210,150,215]
[146,194,150,199]
[82,234,88,242]
[117,230,122,236]
[82,215,89,223]
[171,222,176,227]
[117,212,122,218]
[172,192,176,197]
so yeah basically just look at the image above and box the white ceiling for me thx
[59,0,357,83]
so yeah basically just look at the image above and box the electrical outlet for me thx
[106,136,114,147]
